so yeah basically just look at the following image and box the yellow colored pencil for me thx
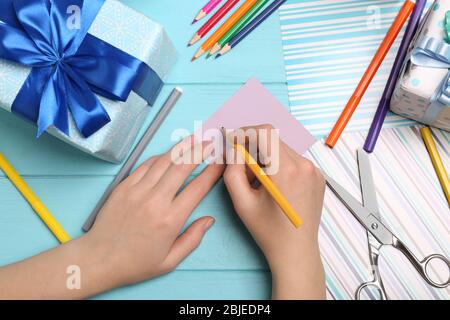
[420,127,450,205]
[0,153,71,243]
[222,129,303,228]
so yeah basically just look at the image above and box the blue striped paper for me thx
[279,0,432,137]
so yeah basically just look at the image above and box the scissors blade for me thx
[323,172,394,246]
[323,172,373,223]
[357,149,381,220]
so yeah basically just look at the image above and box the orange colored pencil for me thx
[192,0,258,61]
[325,0,415,148]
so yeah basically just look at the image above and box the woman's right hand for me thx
[223,125,326,300]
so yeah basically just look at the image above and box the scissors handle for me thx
[393,237,450,288]
[356,242,388,300]
[356,280,388,300]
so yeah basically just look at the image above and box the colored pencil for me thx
[364,0,426,153]
[421,127,450,206]
[216,0,287,58]
[222,128,303,228]
[192,0,258,62]
[82,88,183,232]
[192,0,224,24]
[209,0,269,56]
[189,0,240,46]
[325,0,415,148]
[0,153,71,243]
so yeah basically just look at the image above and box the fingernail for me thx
[203,218,215,231]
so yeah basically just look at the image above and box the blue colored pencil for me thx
[216,0,287,58]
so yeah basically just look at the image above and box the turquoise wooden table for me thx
[0,0,288,299]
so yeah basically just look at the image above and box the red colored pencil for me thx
[188,0,240,46]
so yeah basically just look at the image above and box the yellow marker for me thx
[421,127,450,205]
[0,153,71,243]
[222,129,303,228]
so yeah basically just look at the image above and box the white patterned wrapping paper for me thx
[392,0,450,132]
[0,0,176,163]
[306,126,450,300]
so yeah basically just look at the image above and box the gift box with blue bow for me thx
[392,0,450,132]
[0,0,176,162]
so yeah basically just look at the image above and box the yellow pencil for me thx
[0,153,71,243]
[420,127,450,205]
[222,129,303,228]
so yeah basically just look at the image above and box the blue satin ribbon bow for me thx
[0,0,163,138]
[411,36,450,125]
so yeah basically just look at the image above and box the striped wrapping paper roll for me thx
[279,0,433,138]
[305,126,450,300]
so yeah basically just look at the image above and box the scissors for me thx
[323,149,450,300]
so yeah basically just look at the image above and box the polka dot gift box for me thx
[0,0,176,163]
[392,0,450,131]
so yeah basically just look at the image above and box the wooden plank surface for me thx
[0,177,268,270]
[97,271,272,300]
[122,0,286,84]
[0,0,286,299]
[0,85,288,176]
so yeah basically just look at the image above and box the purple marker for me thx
[364,0,427,153]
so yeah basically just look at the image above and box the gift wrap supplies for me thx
[392,0,450,132]
[0,0,176,163]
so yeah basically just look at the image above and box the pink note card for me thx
[202,78,316,155]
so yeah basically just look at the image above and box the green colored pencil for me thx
[207,0,269,57]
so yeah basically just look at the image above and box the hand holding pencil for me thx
[222,127,303,228]
[0,127,327,299]
[222,125,326,298]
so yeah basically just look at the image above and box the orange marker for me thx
[192,0,258,61]
[326,0,415,148]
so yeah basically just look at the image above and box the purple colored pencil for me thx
[364,0,427,153]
